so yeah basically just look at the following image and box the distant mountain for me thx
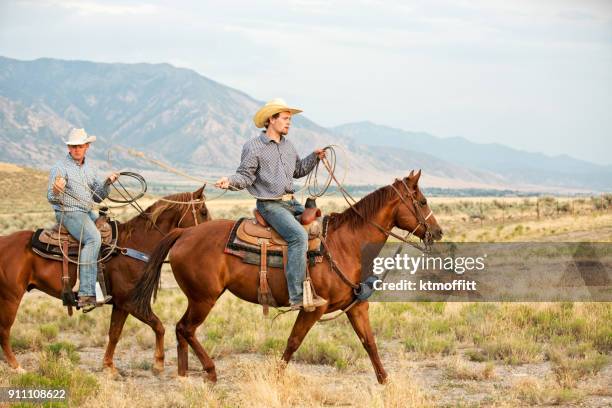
[333,122,612,191]
[0,56,608,192]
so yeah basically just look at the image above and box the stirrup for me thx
[77,296,97,313]
[97,295,113,306]
[81,304,97,314]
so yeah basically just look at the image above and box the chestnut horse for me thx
[0,186,210,374]
[133,170,443,383]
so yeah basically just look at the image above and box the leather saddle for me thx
[30,213,118,316]
[238,196,323,251]
[31,215,117,260]
[224,198,326,315]
[236,209,322,251]
[38,216,114,247]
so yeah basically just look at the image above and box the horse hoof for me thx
[103,366,120,379]
[205,370,217,383]
[152,362,164,375]
[13,366,26,374]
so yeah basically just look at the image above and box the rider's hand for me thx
[215,177,230,189]
[53,176,66,195]
[106,172,119,184]
[315,148,326,160]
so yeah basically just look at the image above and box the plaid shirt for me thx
[47,154,110,212]
[229,132,319,199]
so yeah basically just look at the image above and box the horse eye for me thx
[420,199,427,206]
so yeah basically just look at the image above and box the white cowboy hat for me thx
[253,98,303,129]
[63,128,96,145]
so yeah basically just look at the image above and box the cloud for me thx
[23,0,162,16]
[1,0,611,164]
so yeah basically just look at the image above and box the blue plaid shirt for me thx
[229,132,319,199]
[47,154,110,212]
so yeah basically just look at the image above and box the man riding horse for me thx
[215,98,327,310]
[47,128,118,311]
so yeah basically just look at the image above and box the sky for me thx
[1,0,611,165]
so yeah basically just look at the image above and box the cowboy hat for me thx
[253,98,303,128]
[63,128,97,145]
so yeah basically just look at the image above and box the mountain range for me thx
[0,56,609,193]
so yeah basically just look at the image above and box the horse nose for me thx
[432,226,443,240]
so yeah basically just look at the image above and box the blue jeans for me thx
[55,210,100,297]
[256,199,306,304]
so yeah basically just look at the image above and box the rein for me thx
[54,171,205,239]
[108,174,166,235]
[298,152,435,322]
[320,156,432,252]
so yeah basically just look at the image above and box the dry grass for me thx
[1,164,611,406]
[511,377,586,405]
[4,291,610,406]
[445,357,496,381]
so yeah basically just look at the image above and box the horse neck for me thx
[328,194,399,256]
[117,215,178,253]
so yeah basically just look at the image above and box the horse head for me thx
[392,170,443,245]
[146,184,211,231]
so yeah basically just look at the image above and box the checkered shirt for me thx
[47,154,110,212]
[228,132,319,199]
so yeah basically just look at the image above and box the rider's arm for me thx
[228,143,259,189]
[47,165,66,204]
[293,150,319,179]
[90,167,111,203]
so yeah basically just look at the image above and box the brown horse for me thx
[132,170,443,384]
[0,186,210,374]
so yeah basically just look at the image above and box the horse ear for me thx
[408,170,414,178]
[414,169,422,184]
[194,183,206,198]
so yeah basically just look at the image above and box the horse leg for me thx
[175,300,217,381]
[176,310,189,377]
[0,297,23,371]
[128,308,166,374]
[346,302,387,384]
[281,308,326,364]
[102,305,129,376]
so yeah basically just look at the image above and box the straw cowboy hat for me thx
[253,98,303,128]
[63,128,97,145]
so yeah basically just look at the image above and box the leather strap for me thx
[121,248,150,262]
[319,236,360,290]
[258,239,270,316]
[61,241,73,316]
[97,261,109,298]
[282,245,288,275]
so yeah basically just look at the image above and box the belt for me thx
[257,193,295,202]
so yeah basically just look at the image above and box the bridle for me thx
[309,161,438,321]
[176,192,204,227]
[389,177,434,248]
[320,157,435,251]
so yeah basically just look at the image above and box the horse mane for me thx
[121,191,199,237]
[327,185,395,231]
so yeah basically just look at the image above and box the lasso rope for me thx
[109,146,229,201]
[53,171,152,265]
[115,145,341,201]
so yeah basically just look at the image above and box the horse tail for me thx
[132,228,185,317]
